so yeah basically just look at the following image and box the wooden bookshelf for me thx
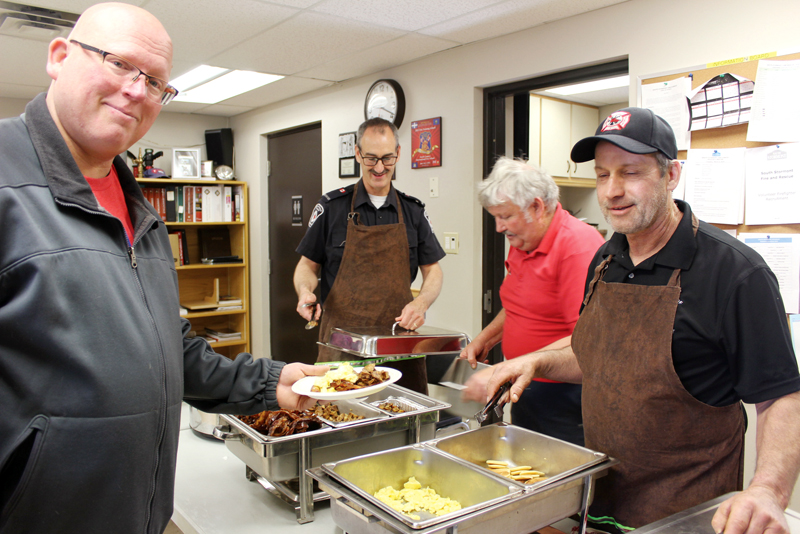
[137,178,250,358]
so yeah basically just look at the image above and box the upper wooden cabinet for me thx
[529,95,599,188]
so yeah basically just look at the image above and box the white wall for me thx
[230,0,800,509]
[0,97,28,119]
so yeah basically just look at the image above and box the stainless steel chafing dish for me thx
[308,423,616,534]
[213,384,451,523]
[320,325,470,360]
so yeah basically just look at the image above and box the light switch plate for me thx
[429,177,439,198]
[443,232,458,254]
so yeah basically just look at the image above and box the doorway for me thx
[481,60,629,364]
[267,123,322,365]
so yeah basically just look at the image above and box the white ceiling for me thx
[0,0,631,117]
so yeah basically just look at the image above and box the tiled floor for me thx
[164,520,183,534]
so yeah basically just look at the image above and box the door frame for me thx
[481,59,628,364]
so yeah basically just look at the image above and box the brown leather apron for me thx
[317,182,428,394]
[572,217,744,528]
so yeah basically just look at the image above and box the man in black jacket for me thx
[0,3,325,533]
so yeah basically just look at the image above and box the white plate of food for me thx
[292,363,402,401]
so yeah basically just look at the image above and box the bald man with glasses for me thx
[294,118,446,393]
[0,4,325,533]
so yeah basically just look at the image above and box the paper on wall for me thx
[739,233,800,314]
[683,148,745,225]
[688,73,754,132]
[747,59,800,142]
[744,143,800,225]
[641,77,692,151]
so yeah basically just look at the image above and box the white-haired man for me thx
[460,156,604,445]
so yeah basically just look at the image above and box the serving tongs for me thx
[474,381,511,424]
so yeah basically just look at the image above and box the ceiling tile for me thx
[297,33,460,81]
[0,35,52,90]
[207,11,405,75]
[220,75,333,107]
[312,0,505,32]
[171,103,255,117]
[421,0,627,43]
[145,0,299,65]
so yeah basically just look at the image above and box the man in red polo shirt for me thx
[461,157,604,445]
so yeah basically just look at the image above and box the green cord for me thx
[587,515,636,532]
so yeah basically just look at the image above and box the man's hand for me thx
[296,293,320,322]
[276,363,329,411]
[485,356,537,404]
[395,299,427,330]
[460,338,491,369]
[711,486,789,534]
[462,366,493,402]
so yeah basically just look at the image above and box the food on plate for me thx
[312,403,364,422]
[311,362,390,393]
[377,401,406,413]
[485,460,546,484]
[239,409,323,437]
[374,476,462,520]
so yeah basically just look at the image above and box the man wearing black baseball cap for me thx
[484,107,800,534]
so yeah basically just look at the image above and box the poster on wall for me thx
[411,117,442,169]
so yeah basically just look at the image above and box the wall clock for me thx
[364,79,405,128]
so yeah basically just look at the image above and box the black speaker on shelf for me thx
[205,128,234,168]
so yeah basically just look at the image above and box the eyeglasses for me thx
[70,40,179,105]
[360,154,398,166]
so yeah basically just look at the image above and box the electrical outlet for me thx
[429,177,439,198]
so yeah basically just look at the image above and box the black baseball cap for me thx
[570,107,678,163]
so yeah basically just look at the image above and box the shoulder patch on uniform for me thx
[397,189,425,207]
[308,203,324,227]
[322,183,354,202]
[423,209,434,231]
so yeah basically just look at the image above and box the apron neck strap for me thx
[583,256,613,306]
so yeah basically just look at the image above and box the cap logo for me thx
[601,111,631,132]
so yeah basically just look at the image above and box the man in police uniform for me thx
[484,108,800,534]
[294,118,445,393]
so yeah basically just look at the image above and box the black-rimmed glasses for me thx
[70,40,179,105]
[361,154,398,166]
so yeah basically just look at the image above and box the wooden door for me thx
[267,124,322,365]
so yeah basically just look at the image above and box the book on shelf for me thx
[201,256,242,265]
[169,229,189,265]
[198,227,231,259]
[204,327,242,341]
[165,185,177,222]
[167,233,180,267]
[219,295,242,306]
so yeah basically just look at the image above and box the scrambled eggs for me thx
[312,362,359,393]
[374,477,462,520]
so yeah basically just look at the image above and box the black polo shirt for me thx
[296,180,445,303]
[582,200,800,407]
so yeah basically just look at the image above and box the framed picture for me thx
[339,156,359,178]
[338,132,360,178]
[172,148,201,179]
[410,117,442,169]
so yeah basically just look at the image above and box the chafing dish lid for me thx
[322,325,469,358]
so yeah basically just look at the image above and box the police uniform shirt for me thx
[296,180,446,304]
[582,200,800,407]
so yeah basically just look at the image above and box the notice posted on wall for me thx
[739,233,800,314]
[744,143,800,225]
